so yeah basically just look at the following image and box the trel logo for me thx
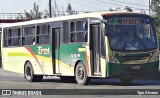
[38,47,51,54]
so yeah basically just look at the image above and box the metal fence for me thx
[0,13,26,20]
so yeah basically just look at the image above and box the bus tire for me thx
[24,62,43,82]
[120,77,133,85]
[75,61,90,85]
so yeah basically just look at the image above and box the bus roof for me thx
[2,11,148,28]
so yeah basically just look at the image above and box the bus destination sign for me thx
[108,18,144,25]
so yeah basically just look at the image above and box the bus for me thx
[1,11,159,85]
[0,27,1,67]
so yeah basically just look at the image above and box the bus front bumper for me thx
[106,61,159,78]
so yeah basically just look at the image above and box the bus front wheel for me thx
[24,62,43,82]
[75,61,90,85]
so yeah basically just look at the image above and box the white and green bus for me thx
[1,11,159,85]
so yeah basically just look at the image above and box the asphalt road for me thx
[0,68,160,98]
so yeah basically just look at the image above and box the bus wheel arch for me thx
[74,60,82,75]
[24,61,43,82]
[74,61,90,85]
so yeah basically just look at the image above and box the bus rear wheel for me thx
[75,61,90,85]
[24,62,43,82]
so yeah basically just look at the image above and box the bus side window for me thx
[22,37,25,45]
[18,28,21,46]
[70,33,76,42]
[8,38,11,46]
[70,21,76,42]
[8,28,21,47]
[23,26,35,45]
[32,37,35,45]
[36,24,50,45]
[70,20,87,43]
[3,29,8,47]
[63,21,69,43]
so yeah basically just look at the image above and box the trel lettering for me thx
[38,47,51,54]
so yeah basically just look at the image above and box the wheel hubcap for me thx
[26,67,31,80]
[77,67,84,80]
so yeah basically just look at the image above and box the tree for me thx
[66,3,78,15]
[151,0,160,27]
[24,3,43,20]
[151,0,160,14]
[52,0,60,17]
[151,0,160,49]
[43,8,50,19]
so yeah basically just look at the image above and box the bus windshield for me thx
[104,16,157,52]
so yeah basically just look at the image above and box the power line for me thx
[66,0,105,11]
[92,0,149,10]
[94,0,129,7]
[80,0,122,10]
[66,0,149,14]
[111,0,149,8]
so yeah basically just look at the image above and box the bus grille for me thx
[123,54,150,60]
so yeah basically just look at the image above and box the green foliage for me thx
[151,0,160,27]
[151,0,160,14]
[151,0,160,49]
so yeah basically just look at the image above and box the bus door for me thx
[52,28,61,74]
[90,24,101,75]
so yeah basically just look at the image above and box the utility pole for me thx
[49,0,52,18]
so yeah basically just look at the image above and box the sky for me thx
[0,0,150,14]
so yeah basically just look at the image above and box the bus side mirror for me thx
[102,22,107,36]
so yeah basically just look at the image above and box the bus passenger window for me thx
[22,26,35,45]
[7,28,21,46]
[71,33,76,42]
[18,37,21,46]
[25,36,33,45]
[32,37,35,45]
[70,22,76,32]
[63,22,69,43]
[22,37,25,45]
[3,29,8,47]
[70,32,87,42]
[70,20,88,43]
[36,24,50,45]
[9,29,12,37]
[8,38,11,46]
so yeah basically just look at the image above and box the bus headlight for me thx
[109,56,120,64]
[150,52,159,62]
